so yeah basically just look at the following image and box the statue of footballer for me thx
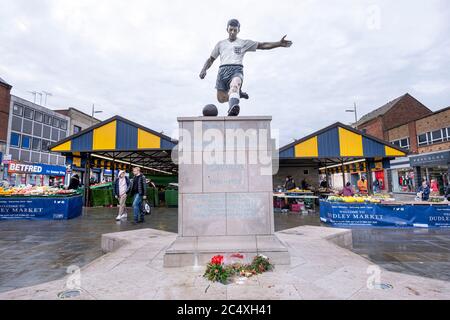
[200,19,293,116]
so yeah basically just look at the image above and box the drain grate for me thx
[373,283,394,290]
[57,289,82,299]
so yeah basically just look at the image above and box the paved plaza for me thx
[0,207,449,299]
[0,226,449,300]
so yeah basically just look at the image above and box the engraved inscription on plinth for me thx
[165,116,289,267]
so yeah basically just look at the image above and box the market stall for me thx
[273,189,318,213]
[0,186,82,220]
[49,116,178,207]
[320,196,450,228]
[277,122,408,215]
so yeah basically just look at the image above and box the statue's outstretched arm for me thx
[257,35,293,50]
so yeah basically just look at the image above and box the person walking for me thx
[114,170,131,221]
[130,167,147,224]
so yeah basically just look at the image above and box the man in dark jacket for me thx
[113,170,131,221]
[130,167,147,223]
[68,174,81,190]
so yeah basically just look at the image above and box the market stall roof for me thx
[279,122,407,167]
[49,115,178,174]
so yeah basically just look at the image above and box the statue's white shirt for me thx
[211,38,259,66]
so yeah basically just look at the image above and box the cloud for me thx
[0,0,449,144]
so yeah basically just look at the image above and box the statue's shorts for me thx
[215,64,244,92]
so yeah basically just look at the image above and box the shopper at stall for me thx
[320,179,328,189]
[430,179,439,194]
[130,167,147,224]
[418,181,431,201]
[68,174,81,190]
[342,182,354,196]
[301,178,308,190]
[114,170,131,221]
[284,176,296,191]
[373,179,380,193]
[357,176,368,194]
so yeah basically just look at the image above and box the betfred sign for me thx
[7,162,66,177]
[9,162,43,174]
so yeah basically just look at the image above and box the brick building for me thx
[356,94,450,195]
[0,77,12,159]
[355,93,433,141]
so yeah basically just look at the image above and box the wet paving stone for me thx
[1,207,449,292]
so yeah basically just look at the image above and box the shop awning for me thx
[49,116,178,174]
[279,122,407,167]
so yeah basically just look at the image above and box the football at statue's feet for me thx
[203,104,218,117]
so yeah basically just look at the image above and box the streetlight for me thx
[346,102,358,125]
[91,104,103,125]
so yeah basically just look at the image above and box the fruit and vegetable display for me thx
[286,188,313,193]
[327,195,381,203]
[0,186,79,197]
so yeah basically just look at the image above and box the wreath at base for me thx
[204,254,274,284]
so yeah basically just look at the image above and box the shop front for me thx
[5,161,67,187]
[410,151,450,195]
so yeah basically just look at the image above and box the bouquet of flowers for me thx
[203,254,273,284]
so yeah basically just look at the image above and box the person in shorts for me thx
[199,19,292,116]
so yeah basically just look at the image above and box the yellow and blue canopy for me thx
[50,116,176,153]
[279,122,407,160]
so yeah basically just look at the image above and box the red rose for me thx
[231,253,244,259]
[211,255,224,265]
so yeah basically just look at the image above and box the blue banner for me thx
[0,195,83,220]
[8,162,67,177]
[320,200,450,228]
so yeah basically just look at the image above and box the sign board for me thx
[410,151,450,167]
[320,200,450,228]
[0,196,83,220]
[8,161,67,177]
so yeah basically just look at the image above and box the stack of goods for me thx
[0,186,78,197]
[327,196,381,204]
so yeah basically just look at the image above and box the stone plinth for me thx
[164,116,290,267]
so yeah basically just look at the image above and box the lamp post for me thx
[346,102,358,125]
[91,104,103,125]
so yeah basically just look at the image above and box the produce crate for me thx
[165,189,178,207]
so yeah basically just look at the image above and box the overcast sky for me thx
[1,0,449,145]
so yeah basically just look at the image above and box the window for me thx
[304,170,309,175]
[418,133,428,146]
[33,123,42,137]
[24,107,34,120]
[60,120,67,130]
[73,125,82,134]
[13,105,23,116]
[431,129,443,143]
[391,138,410,149]
[22,119,33,134]
[52,117,60,128]
[41,140,51,151]
[447,128,450,140]
[11,116,22,131]
[44,114,52,125]
[51,128,59,141]
[32,138,41,151]
[10,133,21,147]
[400,138,410,149]
[42,125,51,139]
[34,111,43,123]
[21,135,31,149]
